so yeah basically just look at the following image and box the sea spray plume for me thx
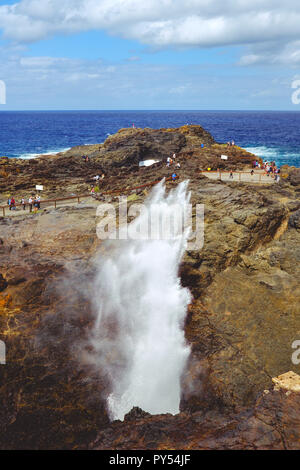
[91,180,192,421]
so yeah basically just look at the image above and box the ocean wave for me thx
[244,146,279,159]
[245,146,300,166]
[18,147,71,159]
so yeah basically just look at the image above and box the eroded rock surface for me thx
[0,126,299,449]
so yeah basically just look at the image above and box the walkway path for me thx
[201,170,275,184]
[1,170,276,218]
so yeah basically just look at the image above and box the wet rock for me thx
[124,407,152,422]
[91,389,300,450]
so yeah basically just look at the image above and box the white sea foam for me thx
[245,146,279,160]
[18,147,71,159]
[245,146,300,165]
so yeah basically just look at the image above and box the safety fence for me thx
[199,170,276,183]
[0,175,178,217]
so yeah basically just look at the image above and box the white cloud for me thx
[0,44,292,110]
[20,56,66,67]
[0,1,299,109]
[169,85,190,94]
[0,0,300,52]
[239,40,300,66]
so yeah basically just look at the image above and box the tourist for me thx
[21,197,26,210]
[176,162,181,168]
[172,172,177,182]
[36,194,41,209]
[251,170,254,176]
[9,197,16,210]
[28,196,33,212]
[230,170,233,179]
[173,153,176,160]
[33,197,39,213]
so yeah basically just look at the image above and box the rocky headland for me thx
[0,125,300,449]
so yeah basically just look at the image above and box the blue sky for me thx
[0,0,300,110]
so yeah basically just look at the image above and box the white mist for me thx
[91,181,192,421]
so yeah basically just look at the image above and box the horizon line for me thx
[0,109,300,112]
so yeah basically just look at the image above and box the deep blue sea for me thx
[0,111,299,168]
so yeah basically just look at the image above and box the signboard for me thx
[221,155,228,160]
[36,185,44,191]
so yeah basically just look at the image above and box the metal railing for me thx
[200,169,276,182]
[0,175,178,217]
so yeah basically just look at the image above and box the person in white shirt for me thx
[28,196,33,212]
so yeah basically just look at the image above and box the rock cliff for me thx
[0,126,299,450]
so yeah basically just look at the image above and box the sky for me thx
[0,0,300,110]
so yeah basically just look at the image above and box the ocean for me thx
[0,110,299,168]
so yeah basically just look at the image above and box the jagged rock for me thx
[91,389,300,450]
[0,126,300,449]
[272,371,300,392]
[290,168,300,187]
[124,407,152,422]
[0,125,257,204]
[289,209,300,229]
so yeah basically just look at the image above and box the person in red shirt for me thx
[10,197,16,210]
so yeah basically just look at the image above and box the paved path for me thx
[1,170,276,218]
[0,198,98,218]
[202,170,275,184]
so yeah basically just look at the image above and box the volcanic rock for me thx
[0,126,299,450]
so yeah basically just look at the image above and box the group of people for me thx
[90,173,105,194]
[92,173,105,182]
[7,194,41,212]
[166,153,181,169]
[252,159,281,181]
[166,154,180,182]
